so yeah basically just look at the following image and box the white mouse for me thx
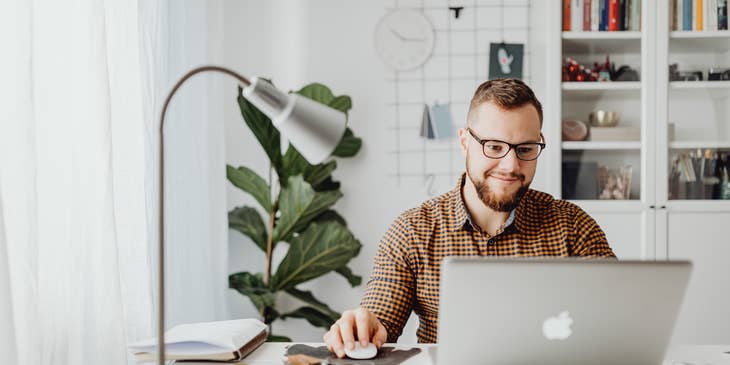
[344,342,377,359]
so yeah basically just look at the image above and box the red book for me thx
[608,0,619,31]
[583,0,592,30]
[563,0,572,31]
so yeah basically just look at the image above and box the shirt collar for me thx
[451,173,519,233]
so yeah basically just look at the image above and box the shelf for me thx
[562,82,641,90]
[562,81,642,99]
[669,141,730,149]
[562,141,642,150]
[563,31,642,54]
[567,200,645,213]
[670,81,730,89]
[669,31,730,52]
[670,30,730,38]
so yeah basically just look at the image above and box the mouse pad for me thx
[285,344,421,365]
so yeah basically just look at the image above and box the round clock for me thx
[374,9,435,71]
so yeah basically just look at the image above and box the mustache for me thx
[486,172,526,181]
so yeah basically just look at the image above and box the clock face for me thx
[374,9,435,71]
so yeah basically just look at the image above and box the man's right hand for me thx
[323,307,388,358]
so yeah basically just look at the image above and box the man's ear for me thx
[458,127,469,156]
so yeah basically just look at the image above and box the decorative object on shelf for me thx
[489,43,524,79]
[669,63,704,81]
[669,150,730,200]
[228,82,364,342]
[563,55,638,82]
[708,67,730,81]
[589,110,620,127]
[598,165,633,200]
[590,126,640,141]
[562,119,589,141]
[374,8,436,71]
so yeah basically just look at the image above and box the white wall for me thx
[221,0,550,342]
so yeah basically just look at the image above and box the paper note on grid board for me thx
[420,103,454,140]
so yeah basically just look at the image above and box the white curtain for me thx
[0,1,228,364]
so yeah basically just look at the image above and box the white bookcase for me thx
[546,0,730,345]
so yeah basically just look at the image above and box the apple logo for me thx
[542,311,573,340]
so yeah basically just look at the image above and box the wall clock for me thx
[374,9,435,71]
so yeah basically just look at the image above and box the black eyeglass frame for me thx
[467,128,546,161]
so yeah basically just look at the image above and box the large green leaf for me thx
[271,221,361,290]
[332,128,362,157]
[229,272,276,314]
[328,95,352,113]
[286,287,340,319]
[237,86,282,170]
[272,176,342,242]
[335,266,362,287]
[228,206,268,252]
[296,83,334,104]
[280,146,337,191]
[226,165,272,212]
[281,306,336,329]
[313,210,347,226]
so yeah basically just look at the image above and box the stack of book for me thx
[670,0,729,31]
[563,0,642,32]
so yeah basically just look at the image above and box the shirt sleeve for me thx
[359,213,416,343]
[571,207,617,258]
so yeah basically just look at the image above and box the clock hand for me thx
[390,28,406,41]
[391,28,425,42]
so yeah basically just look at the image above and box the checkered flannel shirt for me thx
[360,173,616,343]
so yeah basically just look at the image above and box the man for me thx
[323,78,615,358]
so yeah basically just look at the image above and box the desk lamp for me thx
[157,66,346,365]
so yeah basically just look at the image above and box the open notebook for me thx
[128,319,267,363]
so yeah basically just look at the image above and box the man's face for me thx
[458,101,542,212]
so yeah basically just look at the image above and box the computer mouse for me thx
[344,342,377,359]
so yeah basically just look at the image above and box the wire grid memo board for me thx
[384,0,532,195]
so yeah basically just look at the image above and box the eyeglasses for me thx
[467,128,546,161]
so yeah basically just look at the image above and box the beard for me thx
[466,160,531,212]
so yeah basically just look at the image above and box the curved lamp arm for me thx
[156,66,346,365]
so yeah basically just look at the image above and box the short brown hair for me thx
[466,78,543,126]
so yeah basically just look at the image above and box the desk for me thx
[182,343,730,365]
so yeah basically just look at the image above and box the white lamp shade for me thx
[242,77,347,164]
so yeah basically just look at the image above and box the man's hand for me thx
[323,307,388,358]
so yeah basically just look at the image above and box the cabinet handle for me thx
[649,205,656,209]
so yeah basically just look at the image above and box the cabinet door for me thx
[667,211,730,345]
[585,207,653,260]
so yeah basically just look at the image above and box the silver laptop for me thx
[435,258,692,365]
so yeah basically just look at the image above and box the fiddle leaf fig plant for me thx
[228,82,363,341]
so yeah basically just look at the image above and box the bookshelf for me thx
[548,0,730,345]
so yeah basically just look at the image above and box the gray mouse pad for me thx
[285,344,421,365]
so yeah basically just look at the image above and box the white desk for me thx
[183,343,730,365]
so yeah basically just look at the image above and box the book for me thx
[601,0,608,30]
[708,0,717,30]
[695,0,705,30]
[720,0,728,30]
[584,0,592,30]
[683,0,693,30]
[609,0,619,30]
[572,0,584,32]
[630,0,641,30]
[619,0,626,31]
[671,0,678,30]
[591,0,601,30]
[128,319,268,363]
[564,0,572,31]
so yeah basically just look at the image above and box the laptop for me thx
[435,258,692,365]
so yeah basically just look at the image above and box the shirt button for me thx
[487,238,495,245]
